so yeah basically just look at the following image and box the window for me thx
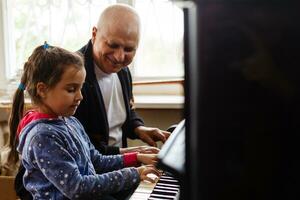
[132,0,184,81]
[0,0,184,89]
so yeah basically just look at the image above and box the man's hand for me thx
[134,126,171,147]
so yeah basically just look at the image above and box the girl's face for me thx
[38,65,86,117]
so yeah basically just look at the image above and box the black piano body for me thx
[184,0,300,200]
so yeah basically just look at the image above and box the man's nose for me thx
[114,48,125,63]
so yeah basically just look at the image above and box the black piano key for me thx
[148,182,179,200]
[158,178,179,184]
[154,185,180,192]
[160,175,176,179]
[148,197,174,200]
[163,171,174,177]
[152,189,178,196]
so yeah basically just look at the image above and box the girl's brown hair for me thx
[7,44,84,165]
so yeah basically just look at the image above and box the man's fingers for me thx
[162,130,171,139]
[142,137,157,147]
[153,130,171,143]
[152,131,167,143]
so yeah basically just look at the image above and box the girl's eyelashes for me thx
[67,88,75,93]
[66,86,77,93]
[66,84,83,93]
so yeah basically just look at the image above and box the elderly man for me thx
[75,4,170,155]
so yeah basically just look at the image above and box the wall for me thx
[128,108,184,147]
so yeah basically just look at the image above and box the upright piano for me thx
[129,120,186,200]
[133,0,300,199]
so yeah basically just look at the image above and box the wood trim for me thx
[133,79,184,86]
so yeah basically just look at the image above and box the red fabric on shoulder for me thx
[16,110,58,139]
[123,152,139,167]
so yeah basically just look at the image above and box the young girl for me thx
[10,43,160,199]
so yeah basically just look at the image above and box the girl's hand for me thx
[136,165,161,183]
[120,146,160,154]
[137,153,158,165]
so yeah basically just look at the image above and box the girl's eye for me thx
[67,88,76,93]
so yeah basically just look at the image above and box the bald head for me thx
[91,4,141,74]
[96,4,141,39]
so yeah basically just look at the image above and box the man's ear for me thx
[92,27,98,44]
[36,82,48,99]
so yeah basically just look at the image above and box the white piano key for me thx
[156,182,180,188]
[160,175,178,180]
[149,193,177,199]
[129,192,151,199]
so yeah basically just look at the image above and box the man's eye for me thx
[108,43,119,49]
[124,47,135,52]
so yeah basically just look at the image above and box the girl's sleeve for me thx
[88,141,139,172]
[28,133,140,199]
[72,118,126,172]
[73,117,139,171]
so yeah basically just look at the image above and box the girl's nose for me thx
[76,90,83,102]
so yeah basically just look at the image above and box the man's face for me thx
[92,25,139,74]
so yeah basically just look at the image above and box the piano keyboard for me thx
[129,173,180,200]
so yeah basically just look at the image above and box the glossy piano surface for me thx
[157,120,185,176]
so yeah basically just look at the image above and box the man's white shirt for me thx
[94,63,126,147]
